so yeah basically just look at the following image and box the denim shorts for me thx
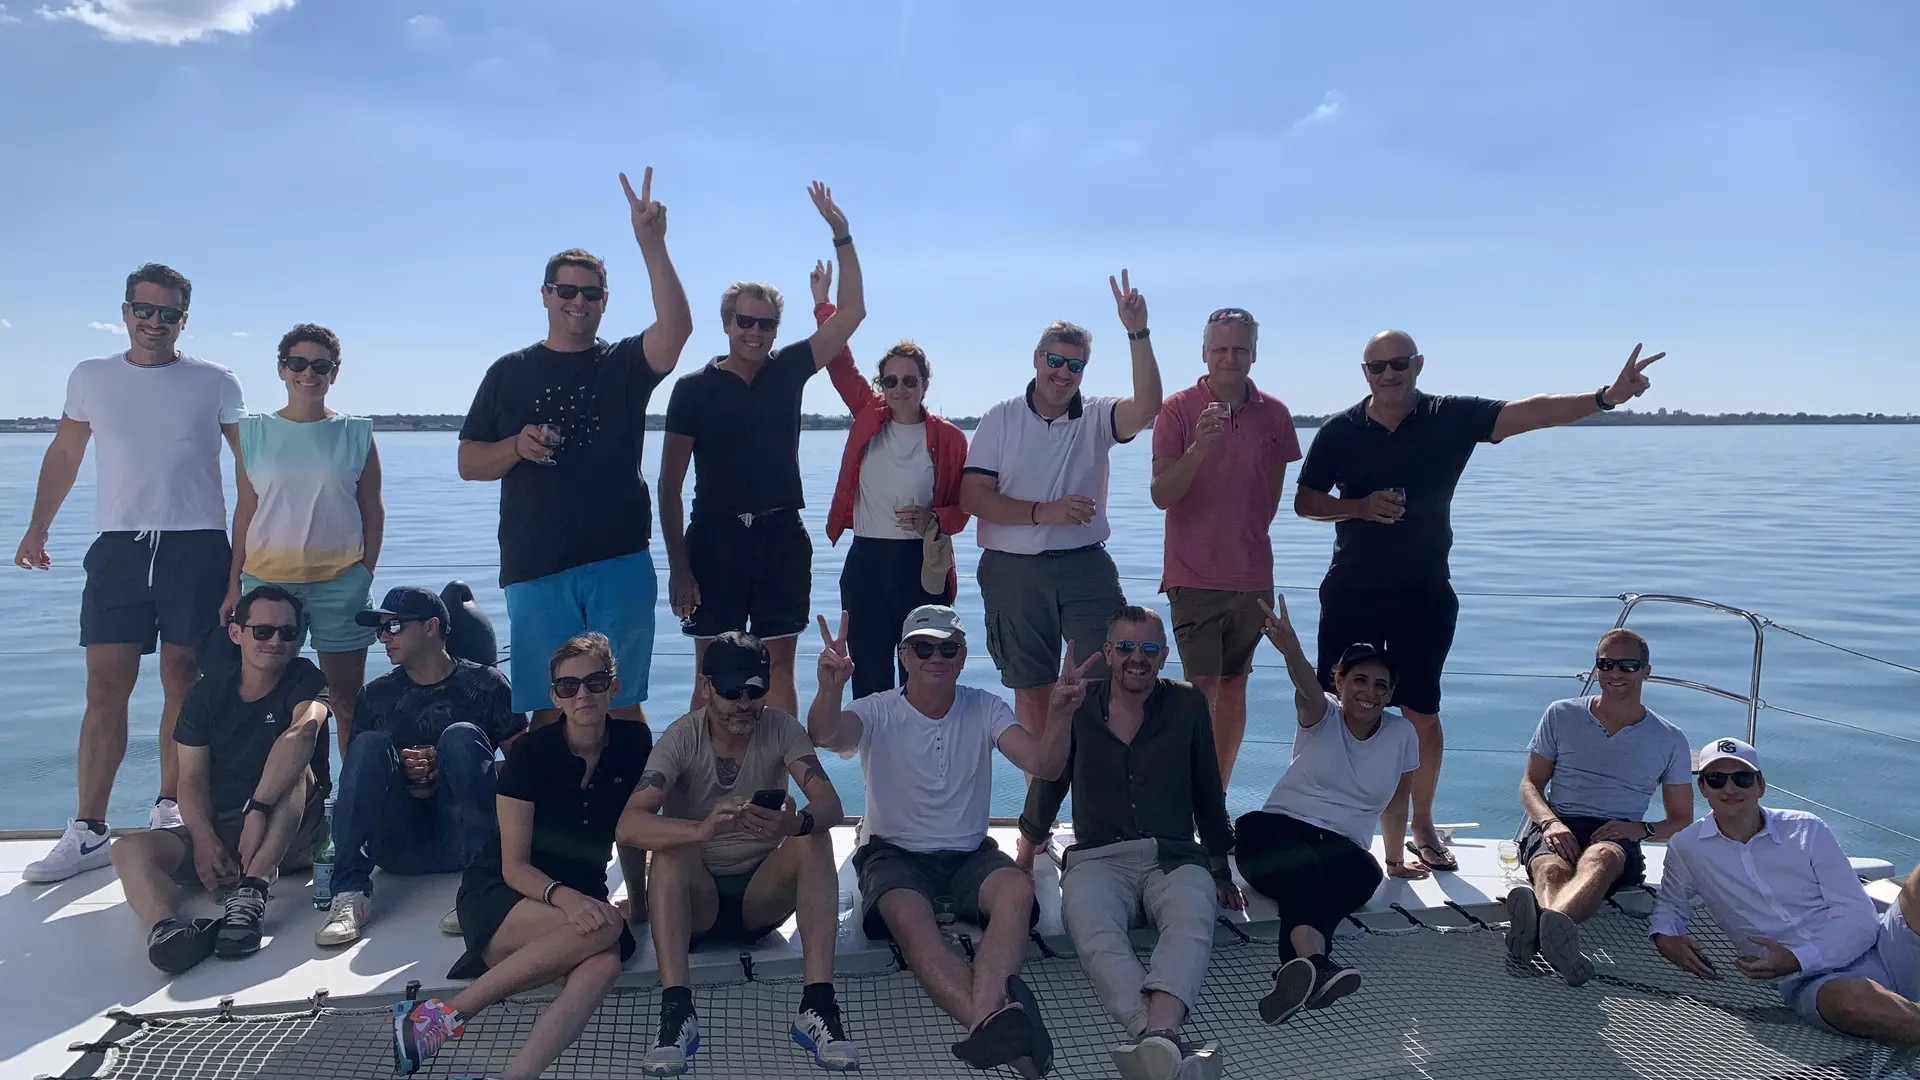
[503,550,656,713]
[241,561,376,653]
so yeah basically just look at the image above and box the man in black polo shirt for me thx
[1294,330,1663,872]
[660,181,867,718]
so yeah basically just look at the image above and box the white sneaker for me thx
[24,820,113,883]
[149,798,185,832]
[315,891,369,947]
[438,908,462,935]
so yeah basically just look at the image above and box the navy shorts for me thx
[681,509,812,640]
[80,529,230,654]
[1315,582,1458,715]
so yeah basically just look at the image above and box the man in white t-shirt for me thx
[15,264,246,884]
[808,605,1085,1077]
[958,270,1163,871]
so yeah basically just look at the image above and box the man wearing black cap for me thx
[314,586,527,947]
[619,631,857,1075]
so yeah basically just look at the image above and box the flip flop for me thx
[1405,839,1459,873]
[951,1001,1033,1071]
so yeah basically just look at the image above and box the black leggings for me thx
[839,536,953,699]
[1235,810,1383,961]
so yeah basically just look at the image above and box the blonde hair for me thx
[549,631,616,679]
[721,281,785,323]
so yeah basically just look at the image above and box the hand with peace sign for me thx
[1601,343,1664,406]
[1047,640,1102,719]
[1257,595,1326,716]
[809,259,833,307]
[1255,596,1300,651]
[816,611,855,691]
[809,181,850,238]
[621,167,666,249]
[1110,268,1148,334]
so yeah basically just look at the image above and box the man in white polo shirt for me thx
[958,270,1163,871]
[15,263,245,884]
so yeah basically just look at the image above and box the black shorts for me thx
[853,836,1036,941]
[692,869,784,947]
[681,509,812,640]
[1517,814,1647,892]
[162,784,327,889]
[449,870,637,980]
[1315,582,1458,715]
[81,529,230,653]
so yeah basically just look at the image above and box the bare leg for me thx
[1537,844,1624,923]
[78,644,142,821]
[741,831,836,985]
[451,900,625,1017]
[878,890,978,1026]
[1529,853,1575,906]
[648,844,718,990]
[1816,977,1920,1048]
[967,868,1033,1025]
[1191,674,1249,788]
[111,830,189,927]
[241,770,312,882]
[765,636,799,719]
[317,648,368,760]
[1012,686,1051,871]
[155,644,201,803]
[1399,707,1446,857]
[1289,925,1328,960]
[502,948,623,1080]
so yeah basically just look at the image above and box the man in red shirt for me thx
[1150,308,1300,786]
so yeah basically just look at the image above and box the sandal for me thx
[1405,839,1459,873]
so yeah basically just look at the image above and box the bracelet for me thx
[242,798,272,819]
[541,881,563,906]
[1127,327,1151,341]
[832,234,853,248]
[1029,501,1040,525]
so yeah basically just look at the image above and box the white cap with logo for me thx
[901,605,966,643]
[1694,736,1761,774]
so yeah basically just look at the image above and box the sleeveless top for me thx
[239,412,373,583]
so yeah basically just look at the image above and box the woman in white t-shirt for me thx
[1234,597,1424,1028]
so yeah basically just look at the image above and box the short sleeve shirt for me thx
[1528,697,1694,821]
[1296,392,1505,589]
[458,335,665,587]
[63,352,245,533]
[1260,695,1421,850]
[850,686,1017,852]
[353,659,527,751]
[963,384,1127,554]
[663,341,819,518]
[1152,376,1302,591]
[469,718,655,900]
[174,658,333,812]
[642,709,815,876]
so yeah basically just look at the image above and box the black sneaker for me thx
[1306,955,1362,1009]
[215,882,268,959]
[1005,974,1052,1077]
[147,917,217,974]
[644,995,699,1076]
[1258,956,1317,1025]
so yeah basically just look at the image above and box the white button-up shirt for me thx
[1649,806,1879,974]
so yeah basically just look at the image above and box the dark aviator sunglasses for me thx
[241,622,300,642]
[1701,770,1760,789]
[129,302,186,325]
[373,616,420,637]
[1365,355,1416,375]
[547,284,606,302]
[733,313,779,332]
[879,374,921,390]
[1111,639,1164,658]
[1594,657,1645,673]
[280,356,338,376]
[907,641,963,660]
[1045,352,1087,374]
[552,670,614,698]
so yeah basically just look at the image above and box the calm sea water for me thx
[2,428,1916,870]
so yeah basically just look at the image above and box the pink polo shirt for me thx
[1152,375,1301,592]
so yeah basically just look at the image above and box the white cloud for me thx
[0,318,12,329]
[37,0,295,45]
[230,330,248,337]
[403,12,443,45]
[1291,90,1342,133]
[0,5,23,25]
[89,321,122,332]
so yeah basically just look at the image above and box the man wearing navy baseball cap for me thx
[1650,736,1920,1047]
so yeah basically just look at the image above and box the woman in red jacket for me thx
[813,259,971,698]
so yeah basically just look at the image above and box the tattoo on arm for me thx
[797,754,829,787]
[715,757,741,787]
[638,770,668,791]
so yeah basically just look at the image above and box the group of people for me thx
[12,166,1917,1079]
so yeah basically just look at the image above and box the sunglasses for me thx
[1207,307,1255,324]
[547,283,606,302]
[241,622,300,642]
[373,616,420,637]
[551,670,614,698]
[280,356,338,376]
[129,302,186,324]
[733,313,780,332]
[1594,657,1645,673]
[1045,352,1087,374]
[906,641,964,660]
[1365,355,1416,375]
[715,684,768,701]
[878,374,922,390]
[1701,770,1760,789]
[1110,639,1165,657]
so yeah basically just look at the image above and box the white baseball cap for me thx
[901,605,966,643]
[1695,736,1761,774]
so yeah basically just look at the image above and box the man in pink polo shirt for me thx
[1150,307,1301,787]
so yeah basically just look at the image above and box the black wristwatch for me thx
[794,809,816,837]
[243,797,272,819]
[1127,327,1151,341]
[1642,821,1656,839]
[1594,386,1616,411]
[832,234,853,248]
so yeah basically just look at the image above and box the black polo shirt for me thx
[663,340,819,519]
[464,717,654,901]
[1297,392,1506,590]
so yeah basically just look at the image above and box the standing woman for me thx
[814,259,970,697]
[1234,597,1425,1028]
[225,323,382,755]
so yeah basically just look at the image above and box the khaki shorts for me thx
[163,787,327,889]
[1168,587,1271,678]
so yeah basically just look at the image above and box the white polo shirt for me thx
[963,383,1127,554]
[63,352,245,533]
[847,685,1017,852]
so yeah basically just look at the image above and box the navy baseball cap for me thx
[1336,642,1397,678]
[703,631,771,696]
[356,586,450,629]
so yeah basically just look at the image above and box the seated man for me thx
[109,585,331,973]
[1653,738,1920,1049]
[1020,606,1241,1080]
[618,631,856,1075]
[316,586,526,946]
[809,605,1079,1077]
[1506,628,1693,985]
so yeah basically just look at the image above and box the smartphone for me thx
[750,788,787,811]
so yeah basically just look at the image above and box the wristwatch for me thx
[1594,386,1617,411]
[794,809,816,837]
[1127,327,1151,341]
[242,797,272,819]
[1642,821,1656,839]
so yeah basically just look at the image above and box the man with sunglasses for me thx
[459,168,691,730]
[661,182,866,720]
[1507,629,1693,984]
[315,587,526,947]
[1150,307,1300,790]
[960,271,1164,872]
[1296,329,1666,874]
[619,632,857,1074]
[108,586,330,973]
[1652,738,1920,1048]
[18,262,246,885]
[1020,606,1241,1079]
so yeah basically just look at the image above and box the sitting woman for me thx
[814,258,970,698]
[392,633,654,1080]
[1234,597,1424,1028]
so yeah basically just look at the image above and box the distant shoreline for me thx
[1,409,1916,434]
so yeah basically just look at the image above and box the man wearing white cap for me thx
[1650,737,1920,1047]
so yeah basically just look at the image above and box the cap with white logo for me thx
[1695,736,1761,774]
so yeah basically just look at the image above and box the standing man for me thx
[458,168,691,728]
[660,182,866,718]
[1294,331,1664,871]
[960,271,1163,871]
[17,263,245,883]
[1149,307,1300,789]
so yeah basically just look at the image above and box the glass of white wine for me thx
[1497,840,1522,881]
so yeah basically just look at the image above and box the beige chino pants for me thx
[1060,837,1218,1038]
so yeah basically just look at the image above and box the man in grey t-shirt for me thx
[1507,628,1695,985]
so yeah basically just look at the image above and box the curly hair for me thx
[876,340,931,384]
[277,323,341,362]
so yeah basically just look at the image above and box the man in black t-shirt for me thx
[458,167,692,728]
[660,181,868,718]
[1294,329,1664,872]
[109,585,332,974]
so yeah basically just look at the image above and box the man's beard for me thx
[710,704,758,736]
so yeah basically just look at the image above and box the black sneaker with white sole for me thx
[147,917,217,974]
[215,881,268,959]
[1258,956,1317,1025]
[1306,955,1362,1009]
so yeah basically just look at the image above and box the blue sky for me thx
[1,1,1916,418]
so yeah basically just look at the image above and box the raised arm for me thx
[812,261,878,415]
[806,613,866,753]
[1255,597,1326,726]
[659,432,697,619]
[997,645,1095,781]
[804,183,865,368]
[13,417,90,570]
[1491,344,1663,440]
[620,168,693,375]
[1108,270,1163,440]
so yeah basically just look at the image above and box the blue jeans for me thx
[332,724,498,897]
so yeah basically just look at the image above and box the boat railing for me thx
[1581,592,1767,745]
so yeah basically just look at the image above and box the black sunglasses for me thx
[1045,352,1087,374]
[733,313,780,332]
[1594,657,1645,673]
[547,283,606,302]
[906,641,963,660]
[1365,355,1416,375]
[1207,307,1255,324]
[715,684,769,701]
[129,302,185,324]
[552,670,614,698]
[879,374,922,390]
[1110,639,1164,658]
[280,356,338,376]
[1701,770,1760,789]
[373,616,420,637]
[241,622,300,642]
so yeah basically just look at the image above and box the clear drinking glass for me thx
[1497,840,1522,880]
[531,423,564,466]
[934,895,957,927]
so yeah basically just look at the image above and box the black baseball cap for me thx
[702,631,770,697]
[1336,642,1397,678]
[355,586,450,630]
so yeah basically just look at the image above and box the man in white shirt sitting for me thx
[1651,737,1920,1048]
[808,605,1082,1077]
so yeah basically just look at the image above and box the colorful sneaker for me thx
[1258,956,1316,1025]
[644,995,699,1075]
[1305,955,1362,1009]
[791,996,859,1070]
[149,798,185,832]
[392,998,463,1075]
[23,820,113,883]
[316,891,369,947]
[215,881,269,959]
